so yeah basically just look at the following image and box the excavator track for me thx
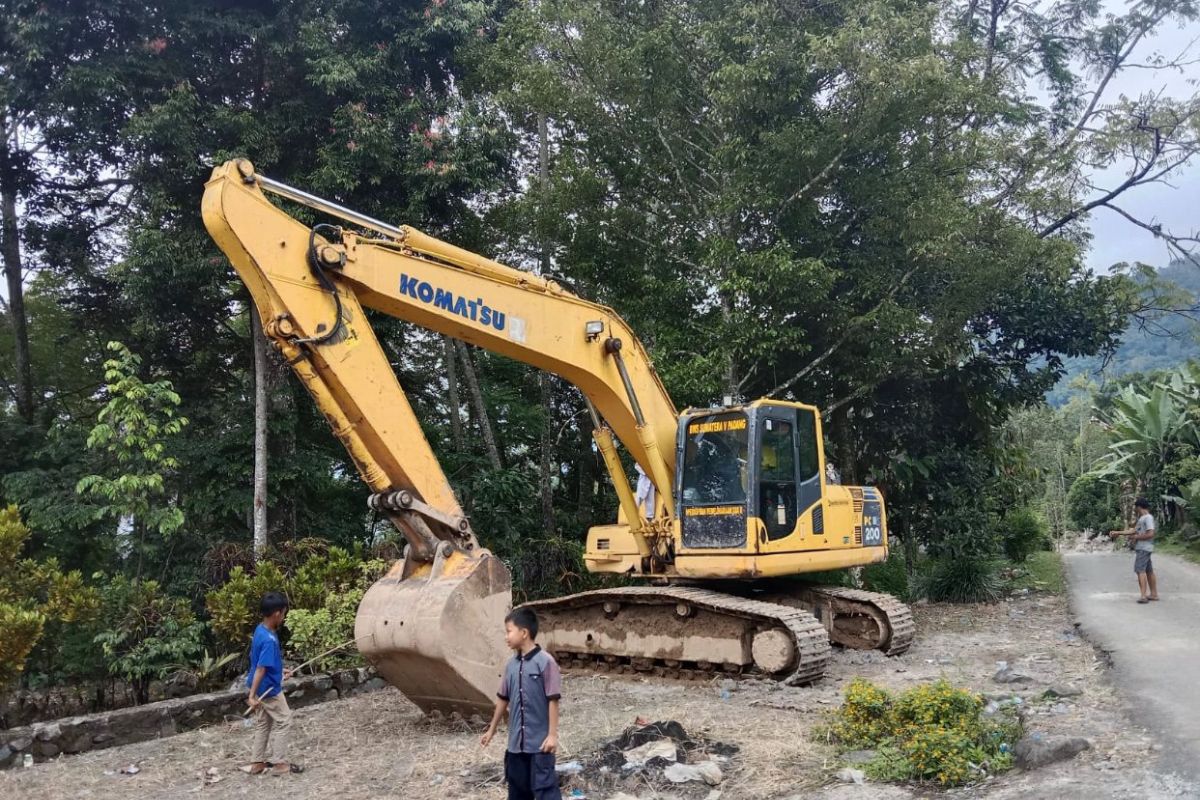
[525,586,832,685]
[762,585,915,656]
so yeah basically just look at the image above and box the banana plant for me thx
[1093,377,1194,492]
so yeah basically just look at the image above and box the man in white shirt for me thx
[1109,498,1159,604]
[634,464,656,520]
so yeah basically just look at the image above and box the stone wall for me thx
[0,667,386,769]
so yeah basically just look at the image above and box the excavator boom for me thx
[202,160,682,714]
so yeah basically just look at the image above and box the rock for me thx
[705,791,723,800]
[836,767,866,784]
[323,689,339,702]
[663,760,723,785]
[34,723,60,741]
[1014,735,1091,769]
[1042,685,1082,699]
[622,739,678,768]
[362,677,388,693]
[993,666,1034,685]
[62,732,94,754]
[32,739,60,758]
[0,745,12,768]
[843,749,877,765]
[7,736,32,752]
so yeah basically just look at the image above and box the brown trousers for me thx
[251,693,292,763]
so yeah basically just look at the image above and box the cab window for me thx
[681,414,748,505]
[759,415,798,540]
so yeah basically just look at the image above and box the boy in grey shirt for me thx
[480,607,563,800]
[1110,497,1160,604]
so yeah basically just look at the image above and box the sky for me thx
[1082,11,1199,271]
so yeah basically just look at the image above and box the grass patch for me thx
[1005,551,1065,595]
[1158,538,1200,565]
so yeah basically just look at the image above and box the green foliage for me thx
[860,551,913,602]
[0,505,100,689]
[75,342,189,539]
[205,547,387,660]
[919,557,1003,604]
[205,562,289,649]
[830,678,894,746]
[177,649,241,692]
[1067,473,1121,534]
[508,535,606,604]
[93,575,204,704]
[1001,508,1048,563]
[831,679,1018,786]
[287,589,364,673]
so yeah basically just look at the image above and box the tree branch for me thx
[1100,202,1200,260]
[767,265,919,398]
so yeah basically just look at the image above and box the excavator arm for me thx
[201,159,680,714]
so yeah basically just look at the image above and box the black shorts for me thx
[1134,550,1154,574]
[505,751,562,800]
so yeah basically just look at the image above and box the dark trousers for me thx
[505,751,562,800]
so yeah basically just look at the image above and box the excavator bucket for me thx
[354,545,512,717]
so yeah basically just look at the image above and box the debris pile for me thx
[560,720,738,798]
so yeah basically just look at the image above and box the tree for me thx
[480,0,1135,556]
[251,313,270,557]
[0,0,167,422]
[76,342,189,570]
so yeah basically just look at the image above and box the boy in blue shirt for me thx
[245,591,294,776]
[480,607,563,800]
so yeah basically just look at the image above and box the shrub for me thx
[206,548,387,664]
[206,561,288,649]
[830,678,893,746]
[287,589,364,672]
[94,575,204,704]
[508,535,607,603]
[0,605,45,689]
[918,556,1002,604]
[830,679,1018,787]
[1001,507,1048,563]
[0,505,101,689]
[861,550,912,601]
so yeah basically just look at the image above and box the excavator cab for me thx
[668,400,887,578]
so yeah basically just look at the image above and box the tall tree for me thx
[0,0,163,422]
[480,0,1144,546]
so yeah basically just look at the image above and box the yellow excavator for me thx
[201,160,913,718]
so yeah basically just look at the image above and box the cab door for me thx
[755,408,799,541]
[755,404,825,551]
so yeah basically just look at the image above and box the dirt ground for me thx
[3,578,1196,799]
